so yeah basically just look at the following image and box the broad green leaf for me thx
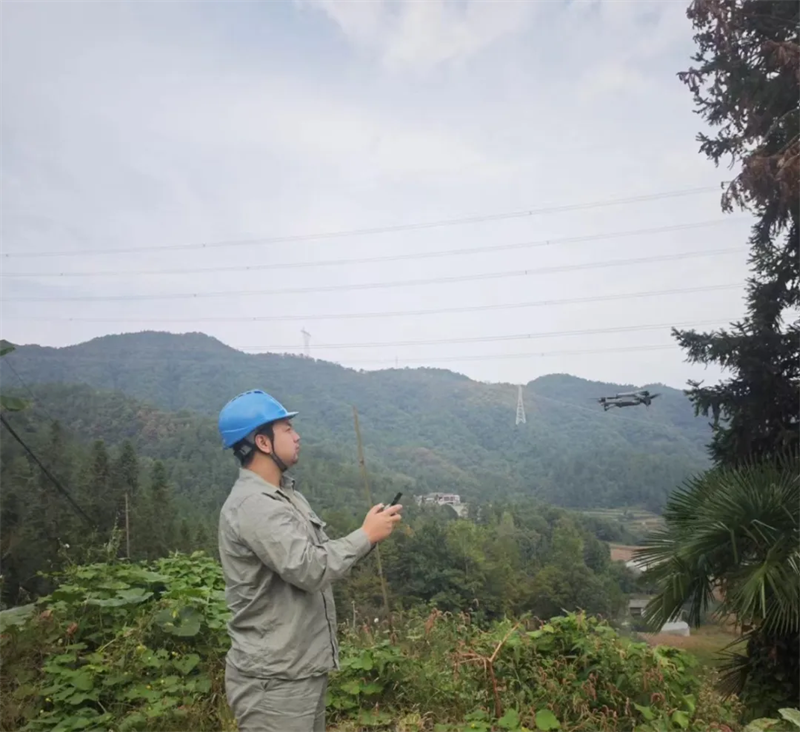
[173,653,200,675]
[66,692,96,706]
[634,704,655,721]
[498,708,520,730]
[155,606,202,637]
[70,671,94,692]
[744,719,779,732]
[671,711,690,730]
[779,710,800,729]
[85,596,129,608]
[340,679,362,695]
[0,603,35,632]
[119,712,147,732]
[535,709,560,731]
[357,709,393,726]
[116,588,154,604]
[102,673,129,687]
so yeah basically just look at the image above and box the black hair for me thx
[234,423,275,467]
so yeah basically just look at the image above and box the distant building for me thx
[625,556,656,576]
[660,621,690,637]
[628,598,650,617]
[417,492,462,507]
[627,597,691,637]
[416,493,468,517]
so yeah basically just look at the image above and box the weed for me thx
[0,554,742,732]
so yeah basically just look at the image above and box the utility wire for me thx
[1,218,744,279]
[4,282,744,324]
[1,184,721,260]
[2,246,747,303]
[0,414,96,527]
[236,318,733,352]
[336,342,682,366]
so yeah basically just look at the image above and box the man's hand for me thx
[361,503,403,544]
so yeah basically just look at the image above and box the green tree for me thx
[639,458,799,718]
[148,460,176,558]
[643,1,800,719]
[0,342,29,413]
[529,518,613,620]
[194,521,212,555]
[179,518,192,552]
[672,0,799,466]
[84,440,115,532]
[0,457,35,606]
[113,440,139,558]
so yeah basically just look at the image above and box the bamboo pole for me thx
[352,406,394,634]
[124,492,131,559]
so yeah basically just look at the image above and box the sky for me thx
[1,0,754,389]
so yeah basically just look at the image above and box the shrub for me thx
[0,554,742,732]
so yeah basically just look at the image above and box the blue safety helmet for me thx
[218,389,298,449]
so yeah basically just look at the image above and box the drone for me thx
[595,389,660,411]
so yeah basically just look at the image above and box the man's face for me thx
[265,419,300,468]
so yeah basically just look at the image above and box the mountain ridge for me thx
[0,331,711,510]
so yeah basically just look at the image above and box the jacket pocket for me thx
[308,513,330,544]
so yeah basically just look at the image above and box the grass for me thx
[638,623,742,668]
[580,507,665,535]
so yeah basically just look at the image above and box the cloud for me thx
[299,0,535,71]
[0,0,751,389]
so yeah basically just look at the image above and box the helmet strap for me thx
[268,451,289,473]
[236,431,288,473]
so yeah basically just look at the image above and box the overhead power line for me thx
[4,282,743,324]
[1,184,721,259]
[0,414,96,527]
[236,318,733,352]
[2,246,747,303]
[1,217,744,278]
[334,342,681,366]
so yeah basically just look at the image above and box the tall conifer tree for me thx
[672,0,799,465]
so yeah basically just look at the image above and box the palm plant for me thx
[636,454,799,717]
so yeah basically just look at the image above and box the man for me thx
[217,389,402,732]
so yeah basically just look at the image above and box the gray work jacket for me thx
[218,468,372,679]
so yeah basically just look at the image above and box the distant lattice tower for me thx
[515,385,527,425]
[301,329,311,358]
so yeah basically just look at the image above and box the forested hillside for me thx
[1,331,711,511]
[0,386,645,612]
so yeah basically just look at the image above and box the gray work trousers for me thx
[225,661,328,732]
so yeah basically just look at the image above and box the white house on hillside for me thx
[416,493,468,517]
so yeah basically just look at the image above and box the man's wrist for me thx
[348,527,374,557]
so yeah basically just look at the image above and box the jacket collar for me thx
[236,467,296,500]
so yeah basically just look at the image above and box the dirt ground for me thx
[609,544,640,562]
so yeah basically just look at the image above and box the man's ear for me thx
[254,432,272,454]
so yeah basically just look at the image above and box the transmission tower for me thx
[515,385,527,425]
[301,329,311,358]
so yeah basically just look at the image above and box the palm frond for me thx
[639,455,799,635]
